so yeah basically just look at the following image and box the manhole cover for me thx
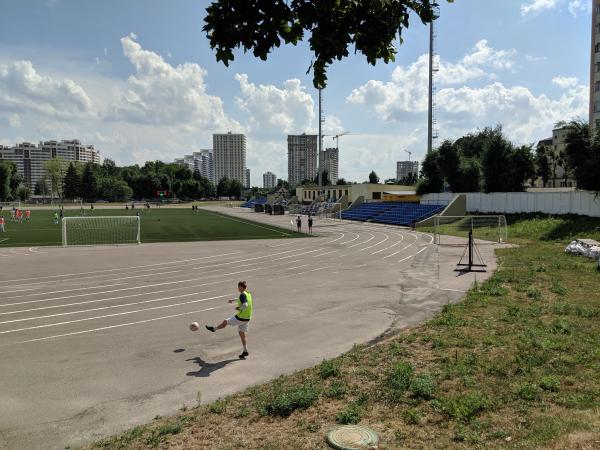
[326,425,379,449]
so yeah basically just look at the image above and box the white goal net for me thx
[62,216,140,246]
[429,215,507,245]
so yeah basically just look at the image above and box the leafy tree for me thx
[508,145,535,192]
[16,185,31,201]
[398,172,418,186]
[458,157,481,192]
[100,158,120,177]
[217,177,231,197]
[535,143,551,187]
[416,151,443,194]
[34,178,50,196]
[481,130,513,192]
[276,179,290,190]
[368,171,380,184]
[564,121,600,191]
[229,179,244,198]
[80,163,98,202]
[0,161,18,201]
[437,140,462,191]
[44,158,67,200]
[336,178,347,185]
[321,169,331,186]
[63,163,81,200]
[203,0,451,88]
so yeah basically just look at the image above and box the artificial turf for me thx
[0,207,305,247]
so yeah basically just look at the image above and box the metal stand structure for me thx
[455,230,487,273]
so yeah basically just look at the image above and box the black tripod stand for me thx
[455,230,487,273]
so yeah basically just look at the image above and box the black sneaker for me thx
[239,351,249,359]
[205,325,215,332]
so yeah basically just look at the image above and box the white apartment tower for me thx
[213,133,246,184]
[263,171,277,189]
[287,134,318,186]
[319,148,339,185]
[396,160,419,181]
[174,149,214,183]
[592,1,600,129]
[0,139,100,188]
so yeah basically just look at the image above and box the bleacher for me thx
[241,198,268,208]
[341,202,445,226]
[299,200,337,215]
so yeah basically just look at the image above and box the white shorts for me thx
[226,316,250,333]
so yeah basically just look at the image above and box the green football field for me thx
[0,208,305,247]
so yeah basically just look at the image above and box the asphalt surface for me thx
[0,207,500,449]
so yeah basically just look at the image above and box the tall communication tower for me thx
[427,7,440,154]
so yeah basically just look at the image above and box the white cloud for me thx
[234,74,315,138]
[0,60,93,118]
[521,0,558,16]
[112,34,238,131]
[8,113,21,128]
[552,76,579,88]
[568,0,592,16]
[346,41,588,145]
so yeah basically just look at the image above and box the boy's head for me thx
[238,280,247,293]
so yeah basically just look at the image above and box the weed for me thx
[386,362,414,399]
[209,399,227,414]
[553,300,572,315]
[516,383,541,401]
[336,402,362,424]
[233,405,250,418]
[256,381,319,417]
[434,393,487,422]
[402,407,423,425]
[551,318,571,334]
[539,376,560,392]
[323,380,347,399]
[550,281,567,296]
[453,424,481,443]
[409,372,437,400]
[319,359,341,379]
[527,287,542,300]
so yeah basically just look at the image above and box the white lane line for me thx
[0,238,9,244]
[398,247,427,263]
[1,282,129,300]
[341,232,360,245]
[0,251,243,285]
[383,234,418,259]
[313,250,339,258]
[0,290,219,325]
[347,233,374,248]
[0,293,231,335]
[358,233,389,252]
[9,305,228,345]
[29,247,47,254]
[203,209,292,236]
[326,232,345,244]
[372,234,404,255]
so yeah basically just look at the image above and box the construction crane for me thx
[405,149,412,162]
[332,131,350,150]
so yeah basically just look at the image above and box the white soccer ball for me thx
[189,322,199,332]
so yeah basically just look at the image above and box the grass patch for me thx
[90,214,600,449]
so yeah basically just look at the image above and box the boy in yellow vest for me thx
[206,281,253,359]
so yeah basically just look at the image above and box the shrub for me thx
[257,381,319,417]
[516,383,541,401]
[319,359,341,379]
[402,407,423,425]
[209,398,227,414]
[410,373,437,400]
[387,362,414,398]
[539,376,560,392]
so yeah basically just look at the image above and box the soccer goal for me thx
[62,216,141,247]
[431,215,507,246]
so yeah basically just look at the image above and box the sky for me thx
[0,0,592,184]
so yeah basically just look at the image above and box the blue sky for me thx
[0,0,592,183]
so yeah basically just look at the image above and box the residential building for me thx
[396,160,419,181]
[263,171,277,189]
[535,126,576,188]
[0,139,100,188]
[592,1,600,129]
[287,134,318,186]
[245,168,251,189]
[213,132,246,184]
[319,148,339,185]
[174,149,214,182]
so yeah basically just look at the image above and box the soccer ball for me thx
[189,322,199,332]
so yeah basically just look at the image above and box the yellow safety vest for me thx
[236,291,253,320]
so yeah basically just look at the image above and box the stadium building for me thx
[213,132,246,185]
[296,183,418,204]
[0,139,100,188]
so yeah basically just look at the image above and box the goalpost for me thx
[431,215,507,245]
[62,216,141,247]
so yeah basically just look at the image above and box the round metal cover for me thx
[326,425,379,450]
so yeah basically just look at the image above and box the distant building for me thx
[288,134,317,186]
[0,139,100,188]
[213,132,246,185]
[263,171,277,189]
[176,150,215,183]
[319,148,339,185]
[245,168,251,189]
[535,126,576,188]
[591,1,600,130]
[396,160,419,181]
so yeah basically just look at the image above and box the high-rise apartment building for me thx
[592,1,600,130]
[174,149,214,183]
[319,148,339,185]
[396,160,419,181]
[287,134,317,186]
[263,171,277,189]
[245,168,251,189]
[0,139,100,188]
[213,133,246,184]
